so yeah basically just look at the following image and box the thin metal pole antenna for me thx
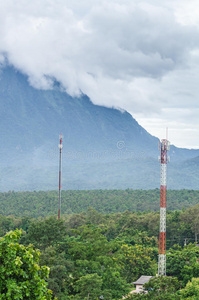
[58,134,63,219]
[158,132,170,276]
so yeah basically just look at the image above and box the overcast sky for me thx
[0,0,199,148]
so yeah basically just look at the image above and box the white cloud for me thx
[0,0,199,147]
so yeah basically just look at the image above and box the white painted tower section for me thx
[158,139,170,276]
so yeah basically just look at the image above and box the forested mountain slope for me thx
[0,189,198,217]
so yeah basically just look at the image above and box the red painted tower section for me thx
[58,134,63,219]
[158,138,170,276]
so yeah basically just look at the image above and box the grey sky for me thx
[0,0,199,148]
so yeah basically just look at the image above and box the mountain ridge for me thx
[0,66,199,191]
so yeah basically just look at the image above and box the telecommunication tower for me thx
[158,137,170,276]
[58,134,63,219]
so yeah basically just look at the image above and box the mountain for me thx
[0,67,158,159]
[0,66,199,191]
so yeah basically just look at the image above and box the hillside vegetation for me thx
[0,189,199,217]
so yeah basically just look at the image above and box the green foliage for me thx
[39,246,74,299]
[127,276,181,299]
[181,205,199,242]
[144,276,181,299]
[167,244,199,286]
[0,196,199,299]
[1,189,199,217]
[24,216,67,250]
[179,277,199,299]
[117,244,157,282]
[63,225,129,299]
[74,273,103,299]
[0,229,52,299]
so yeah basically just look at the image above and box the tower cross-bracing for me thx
[158,138,170,276]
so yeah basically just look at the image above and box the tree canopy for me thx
[0,195,199,299]
[0,189,199,217]
[0,229,52,299]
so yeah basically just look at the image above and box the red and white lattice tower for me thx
[158,138,170,276]
[58,134,63,219]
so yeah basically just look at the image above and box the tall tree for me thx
[74,273,103,300]
[181,204,199,242]
[24,216,66,249]
[117,244,157,283]
[0,229,52,299]
[167,243,199,286]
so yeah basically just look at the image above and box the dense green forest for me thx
[1,201,199,299]
[0,189,199,217]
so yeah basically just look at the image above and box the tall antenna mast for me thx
[58,133,63,219]
[158,133,170,276]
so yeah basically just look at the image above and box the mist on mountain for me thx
[0,66,199,191]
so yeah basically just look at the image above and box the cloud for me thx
[0,1,197,89]
[0,0,199,147]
